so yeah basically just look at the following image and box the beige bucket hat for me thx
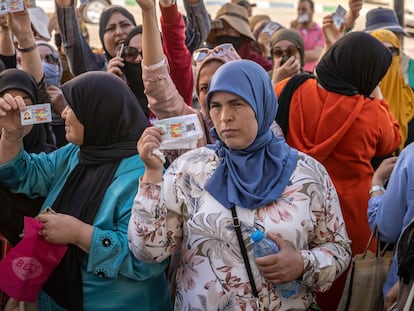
[206,3,255,44]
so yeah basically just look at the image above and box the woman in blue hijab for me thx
[129,59,351,310]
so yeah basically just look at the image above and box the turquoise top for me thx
[0,144,171,311]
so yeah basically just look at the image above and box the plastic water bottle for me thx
[251,230,301,299]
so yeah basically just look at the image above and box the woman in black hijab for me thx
[0,71,171,311]
[0,69,54,246]
[316,31,391,97]
[274,31,400,311]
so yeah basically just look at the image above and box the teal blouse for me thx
[0,144,172,311]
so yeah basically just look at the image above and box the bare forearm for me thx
[142,7,163,66]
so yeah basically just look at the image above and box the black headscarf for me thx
[122,26,149,117]
[316,31,392,97]
[43,71,148,310]
[0,69,56,153]
[0,68,38,104]
[98,5,136,60]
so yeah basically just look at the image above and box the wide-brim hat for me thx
[364,7,407,36]
[206,3,255,44]
[28,7,51,41]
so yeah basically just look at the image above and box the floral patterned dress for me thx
[128,148,351,311]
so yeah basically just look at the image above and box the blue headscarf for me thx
[205,60,298,209]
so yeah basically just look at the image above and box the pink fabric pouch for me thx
[0,217,67,302]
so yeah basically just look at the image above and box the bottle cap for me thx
[251,230,264,242]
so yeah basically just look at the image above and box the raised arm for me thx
[55,0,106,74]
[8,10,43,83]
[159,0,193,106]
[183,0,211,54]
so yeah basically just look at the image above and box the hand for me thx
[107,56,125,78]
[271,56,301,85]
[137,127,165,171]
[0,93,27,140]
[36,212,81,245]
[344,0,362,30]
[322,13,344,50]
[257,31,271,58]
[55,0,73,8]
[372,157,398,187]
[135,0,155,11]
[47,85,68,115]
[255,232,304,284]
[159,0,174,7]
[7,10,35,44]
[0,14,9,30]
[384,280,399,310]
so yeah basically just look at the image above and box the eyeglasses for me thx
[122,46,142,59]
[45,53,59,64]
[192,43,236,63]
[272,46,300,58]
[388,47,400,57]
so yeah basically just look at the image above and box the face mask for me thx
[123,61,149,117]
[215,35,245,50]
[42,62,60,86]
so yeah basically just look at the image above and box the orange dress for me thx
[275,78,401,310]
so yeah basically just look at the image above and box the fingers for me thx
[107,57,124,77]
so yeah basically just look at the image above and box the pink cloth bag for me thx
[0,217,67,302]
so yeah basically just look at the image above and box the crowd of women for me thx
[0,0,412,310]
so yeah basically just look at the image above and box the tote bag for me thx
[0,217,67,302]
[337,227,393,311]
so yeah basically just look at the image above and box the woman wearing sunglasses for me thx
[269,29,305,85]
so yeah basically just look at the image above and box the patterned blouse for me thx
[128,148,351,311]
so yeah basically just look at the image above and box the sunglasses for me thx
[122,46,142,59]
[388,46,399,57]
[45,53,59,64]
[272,46,300,58]
[192,43,236,63]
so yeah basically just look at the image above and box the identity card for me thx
[20,103,52,126]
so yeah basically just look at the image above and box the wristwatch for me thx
[369,185,386,195]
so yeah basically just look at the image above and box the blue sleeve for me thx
[85,161,168,281]
[0,144,79,199]
[370,143,414,242]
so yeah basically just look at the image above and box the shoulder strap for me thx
[276,73,315,137]
[231,205,259,299]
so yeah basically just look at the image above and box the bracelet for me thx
[369,185,386,195]
[16,43,37,53]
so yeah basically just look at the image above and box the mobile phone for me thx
[117,43,125,58]
[333,5,347,29]
[54,33,62,48]
[262,21,282,36]
[280,54,290,66]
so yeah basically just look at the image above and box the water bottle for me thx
[251,230,301,299]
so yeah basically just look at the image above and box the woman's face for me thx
[197,60,223,116]
[271,39,301,66]
[103,12,135,58]
[209,91,258,150]
[62,105,84,145]
[124,34,143,64]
